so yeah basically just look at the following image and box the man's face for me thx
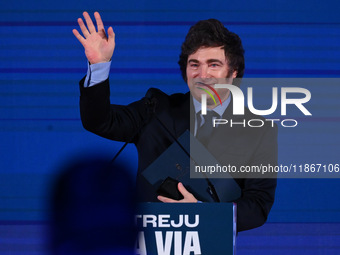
[186,46,237,108]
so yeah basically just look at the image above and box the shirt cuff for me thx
[84,61,111,87]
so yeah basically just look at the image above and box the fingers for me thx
[177,183,197,203]
[77,17,90,38]
[95,12,107,38]
[72,29,86,46]
[178,182,191,197]
[157,183,198,203]
[82,11,96,34]
[157,195,176,203]
[77,12,112,41]
[94,12,104,33]
[107,26,116,45]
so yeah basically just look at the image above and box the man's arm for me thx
[73,11,114,88]
[79,76,150,142]
[235,123,278,232]
[74,12,148,142]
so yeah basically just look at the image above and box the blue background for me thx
[1,0,340,254]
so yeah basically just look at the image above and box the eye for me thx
[189,63,199,68]
[210,63,220,68]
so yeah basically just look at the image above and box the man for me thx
[73,12,277,232]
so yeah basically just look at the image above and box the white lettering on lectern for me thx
[155,231,201,255]
[135,214,201,254]
[136,214,199,228]
[135,231,146,255]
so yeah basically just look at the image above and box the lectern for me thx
[135,203,236,255]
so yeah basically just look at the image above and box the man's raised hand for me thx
[72,12,115,64]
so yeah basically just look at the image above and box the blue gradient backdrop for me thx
[1,1,340,254]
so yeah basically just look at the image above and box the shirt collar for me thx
[193,95,231,117]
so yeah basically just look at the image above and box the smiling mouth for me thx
[196,81,214,86]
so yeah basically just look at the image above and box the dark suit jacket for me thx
[79,77,278,232]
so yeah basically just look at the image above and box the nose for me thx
[199,65,210,79]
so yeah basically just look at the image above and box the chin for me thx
[206,99,218,107]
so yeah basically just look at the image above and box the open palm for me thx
[73,12,115,64]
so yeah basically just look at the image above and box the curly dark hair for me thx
[178,19,245,86]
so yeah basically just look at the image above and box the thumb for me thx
[178,182,191,197]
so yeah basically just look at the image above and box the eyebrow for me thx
[188,59,199,64]
[188,59,224,65]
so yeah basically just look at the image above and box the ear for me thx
[232,70,237,79]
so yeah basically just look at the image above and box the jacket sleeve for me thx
[236,124,278,232]
[79,77,150,143]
